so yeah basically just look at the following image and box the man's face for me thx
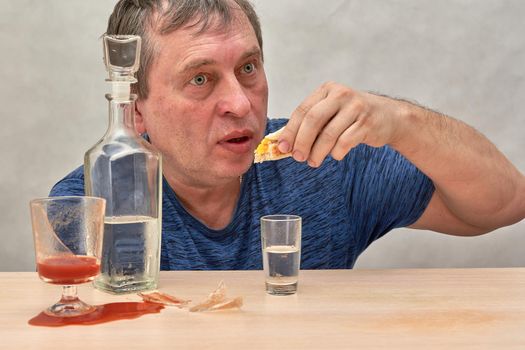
[136,12,268,185]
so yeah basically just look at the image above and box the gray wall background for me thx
[1,0,523,271]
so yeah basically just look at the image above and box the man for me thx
[51,0,524,270]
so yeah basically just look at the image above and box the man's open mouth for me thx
[226,136,250,143]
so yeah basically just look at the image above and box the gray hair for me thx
[106,0,263,99]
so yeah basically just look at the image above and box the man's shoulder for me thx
[49,165,85,197]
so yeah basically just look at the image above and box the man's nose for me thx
[215,76,251,118]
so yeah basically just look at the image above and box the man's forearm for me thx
[390,100,525,230]
[277,82,523,232]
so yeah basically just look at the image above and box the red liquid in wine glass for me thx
[37,255,100,284]
[31,256,164,327]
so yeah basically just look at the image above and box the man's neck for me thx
[165,173,243,230]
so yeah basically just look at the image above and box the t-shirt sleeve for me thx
[49,166,86,197]
[342,145,435,252]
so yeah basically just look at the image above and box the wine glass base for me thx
[45,297,97,318]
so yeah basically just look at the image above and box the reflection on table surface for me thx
[2,268,525,349]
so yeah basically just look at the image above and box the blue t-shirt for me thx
[50,118,434,270]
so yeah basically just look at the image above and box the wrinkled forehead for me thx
[186,10,249,40]
[155,10,259,61]
[153,1,249,39]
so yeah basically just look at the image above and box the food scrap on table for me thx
[138,291,191,308]
[189,281,243,312]
[137,281,243,312]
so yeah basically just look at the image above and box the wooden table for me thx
[1,268,525,349]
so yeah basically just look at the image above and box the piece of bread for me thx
[253,127,292,163]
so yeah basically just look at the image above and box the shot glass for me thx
[261,215,302,295]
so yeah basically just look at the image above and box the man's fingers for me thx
[330,120,366,160]
[278,86,328,155]
[295,99,346,165]
[305,93,365,166]
[278,82,373,165]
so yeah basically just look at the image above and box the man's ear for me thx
[135,100,147,135]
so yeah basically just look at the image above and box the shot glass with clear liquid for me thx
[261,215,302,295]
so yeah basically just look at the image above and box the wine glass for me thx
[30,196,105,317]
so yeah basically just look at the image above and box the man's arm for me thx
[394,102,525,235]
[277,82,525,235]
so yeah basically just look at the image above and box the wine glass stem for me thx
[61,285,79,301]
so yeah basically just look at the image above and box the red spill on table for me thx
[28,302,164,327]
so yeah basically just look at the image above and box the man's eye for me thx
[242,63,255,74]
[190,74,208,86]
